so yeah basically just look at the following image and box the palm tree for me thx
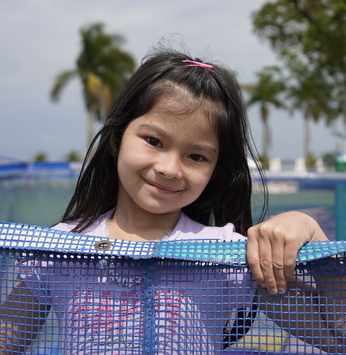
[286,58,338,167]
[50,23,136,146]
[242,66,286,169]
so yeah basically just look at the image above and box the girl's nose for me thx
[155,153,183,180]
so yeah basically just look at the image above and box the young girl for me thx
[1,48,345,354]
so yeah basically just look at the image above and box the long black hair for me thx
[60,48,267,235]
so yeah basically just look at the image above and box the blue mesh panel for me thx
[1,222,346,354]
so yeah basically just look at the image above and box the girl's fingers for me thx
[246,233,264,287]
[247,225,298,294]
[247,229,279,293]
[257,234,278,294]
[282,239,298,282]
[271,238,286,294]
[247,211,330,295]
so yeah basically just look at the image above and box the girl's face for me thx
[116,98,219,216]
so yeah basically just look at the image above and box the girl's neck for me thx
[107,205,181,242]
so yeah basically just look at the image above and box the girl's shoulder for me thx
[169,213,247,242]
[51,210,247,242]
[51,209,114,237]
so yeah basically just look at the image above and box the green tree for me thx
[322,151,336,169]
[34,152,48,162]
[50,23,136,146]
[242,66,286,169]
[252,0,346,125]
[65,150,82,162]
[285,57,338,165]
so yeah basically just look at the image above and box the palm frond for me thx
[50,70,78,102]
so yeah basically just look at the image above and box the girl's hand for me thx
[246,211,329,294]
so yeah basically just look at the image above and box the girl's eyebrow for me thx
[137,123,165,136]
[137,123,218,156]
[192,144,218,156]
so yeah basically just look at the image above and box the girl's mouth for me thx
[143,179,184,194]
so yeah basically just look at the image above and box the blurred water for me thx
[0,178,340,240]
[0,179,77,227]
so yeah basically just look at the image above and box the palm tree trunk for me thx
[263,117,271,159]
[304,114,310,162]
[87,109,95,147]
[261,105,271,169]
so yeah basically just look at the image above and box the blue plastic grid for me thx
[1,222,346,354]
[1,222,346,264]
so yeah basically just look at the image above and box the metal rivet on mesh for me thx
[94,240,112,251]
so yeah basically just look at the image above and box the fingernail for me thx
[278,289,286,294]
[270,289,277,294]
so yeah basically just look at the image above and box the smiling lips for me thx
[143,178,185,194]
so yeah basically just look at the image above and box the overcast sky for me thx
[0,0,343,162]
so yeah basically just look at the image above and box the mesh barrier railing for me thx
[1,222,346,354]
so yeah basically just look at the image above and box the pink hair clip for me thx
[182,59,214,72]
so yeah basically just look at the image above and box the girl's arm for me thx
[0,281,51,355]
[256,272,346,353]
[310,260,346,344]
[246,211,346,353]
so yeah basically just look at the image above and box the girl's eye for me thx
[146,137,161,147]
[189,154,206,162]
